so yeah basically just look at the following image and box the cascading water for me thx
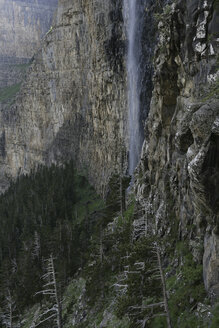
[124,0,153,176]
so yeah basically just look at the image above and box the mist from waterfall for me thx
[124,0,144,176]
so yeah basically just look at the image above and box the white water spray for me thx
[124,0,143,175]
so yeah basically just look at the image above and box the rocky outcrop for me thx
[0,0,127,194]
[136,0,219,297]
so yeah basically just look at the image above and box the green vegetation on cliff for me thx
[0,83,21,103]
[0,163,217,327]
[13,63,30,72]
[0,162,106,326]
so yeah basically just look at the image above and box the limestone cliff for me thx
[0,0,219,302]
[0,0,57,60]
[136,0,219,298]
[0,0,57,103]
[0,0,127,194]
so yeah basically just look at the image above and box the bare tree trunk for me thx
[100,228,103,264]
[120,173,124,219]
[156,245,172,328]
[9,302,12,328]
[50,255,62,328]
[6,289,14,328]
[35,255,62,328]
[119,146,126,218]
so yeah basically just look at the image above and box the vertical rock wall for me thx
[0,0,57,100]
[136,0,219,297]
[0,0,57,59]
[0,0,127,195]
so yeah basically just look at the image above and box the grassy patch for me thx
[105,315,130,328]
[21,304,40,328]
[62,278,86,327]
[202,78,219,102]
[0,83,21,103]
[13,63,30,71]
[211,303,219,327]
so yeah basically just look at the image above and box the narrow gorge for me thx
[0,0,218,327]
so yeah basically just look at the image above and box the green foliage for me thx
[163,4,172,15]
[79,201,135,326]
[76,190,134,318]
[105,173,131,219]
[216,55,219,72]
[202,77,219,102]
[46,26,53,35]
[0,161,106,324]
[0,83,21,103]
[13,63,30,71]
[211,303,219,327]
[151,316,167,328]
[75,203,208,328]
[176,311,207,328]
[167,245,207,327]
[123,198,135,220]
[214,0,219,12]
[105,315,130,328]
[154,4,172,23]
[62,278,86,327]
[0,162,212,327]
[21,304,39,328]
[115,237,163,325]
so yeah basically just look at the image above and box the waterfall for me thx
[124,0,149,176]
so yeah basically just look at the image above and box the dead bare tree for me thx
[0,289,16,328]
[119,141,129,219]
[120,238,172,328]
[35,254,62,328]
[155,242,172,328]
[32,231,41,259]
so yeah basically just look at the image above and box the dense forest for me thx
[0,162,218,327]
[0,162,107,326]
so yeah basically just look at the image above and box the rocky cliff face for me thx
[0,0,57,60]
[0,0,219,300]
[0,0,127,194]
[0,0,57,107]
[136,0,219,298]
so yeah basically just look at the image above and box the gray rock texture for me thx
[0,0,57,59]
[0,0,57,107]
[0,0,128,195]
[135,0,219,297]
[0,0,219,298]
